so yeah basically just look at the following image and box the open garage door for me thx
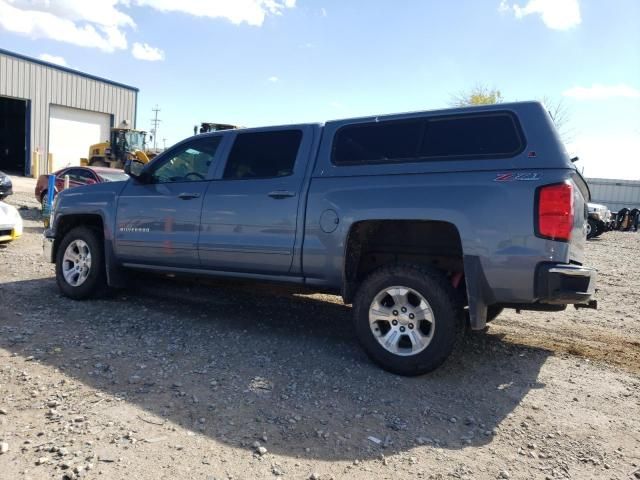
[0,96,27,174]
[49,105,111,171]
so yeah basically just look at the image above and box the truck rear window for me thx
[223,130,302,179]
[332,112,524,165]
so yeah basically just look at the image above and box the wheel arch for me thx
[52,213,126,288]
[53,214,104,259]
[341,219,493,330]
[342,219,464,301]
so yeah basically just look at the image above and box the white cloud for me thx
[568,134,640,180]
[11,0,135,28]
[563,84,640,100]
[133,0,297,27]
[268,76,279,82]
[131,42,165,61]
[0,0,133,52]
[0,0,297,56]
[500,0,581,30]
[320,7,327,17]
[38,53,68,66]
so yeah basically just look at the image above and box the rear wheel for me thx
[55,226,107,299]
[353,264,463,376]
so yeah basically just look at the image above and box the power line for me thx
[150,105,161,151]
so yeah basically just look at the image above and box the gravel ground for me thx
[1,176,639,480]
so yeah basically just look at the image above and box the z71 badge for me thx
[494,172,542,182]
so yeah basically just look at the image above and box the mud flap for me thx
[463,255,494,330]
[104,237,128,288]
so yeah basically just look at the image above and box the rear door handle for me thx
[178,192,201,200]
[268,190,296,199]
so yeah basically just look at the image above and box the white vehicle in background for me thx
[0,201,23,243]
[587,202,611,239]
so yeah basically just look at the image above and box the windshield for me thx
[124,131,145,151]
[98,171,129,182]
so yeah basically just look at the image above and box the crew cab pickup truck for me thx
[44,102,596,375]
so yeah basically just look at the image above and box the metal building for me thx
[0,48,138,176]
[587,177,640,212]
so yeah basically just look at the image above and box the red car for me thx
[35,166,129,204]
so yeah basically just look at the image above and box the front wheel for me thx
[587,219,597,239]
[55,226,107,299]
[353,264,463,376]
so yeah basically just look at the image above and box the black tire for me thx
[55,226,108,299]
[353,264,463,376]
[587,218,597,239]
[486,305,503,323]
[41,190,49,211]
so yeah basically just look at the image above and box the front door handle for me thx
[268,190,296,199]
[178,192,201,200]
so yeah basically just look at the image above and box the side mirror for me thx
[124,159,146,180]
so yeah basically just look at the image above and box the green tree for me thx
[450,84,504,107]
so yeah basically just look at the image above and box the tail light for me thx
[536,183,574,241]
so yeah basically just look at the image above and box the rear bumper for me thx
[536,263,596,305]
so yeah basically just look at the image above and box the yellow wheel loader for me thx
[83,128,156,169]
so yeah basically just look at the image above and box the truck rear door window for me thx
[332,112,524,165]
[223,130,302,180]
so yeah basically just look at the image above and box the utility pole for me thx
[162,138,167,150]
[150,105,161,151]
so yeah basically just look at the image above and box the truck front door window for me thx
[150,137,221,183]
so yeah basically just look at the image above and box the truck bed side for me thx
[302,102,589,320]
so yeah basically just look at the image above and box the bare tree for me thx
[539,96,574,144]
[450,84,504,107]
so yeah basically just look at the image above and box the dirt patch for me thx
[490,321,640,374]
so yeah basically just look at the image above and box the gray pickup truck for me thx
[44,101,596,375]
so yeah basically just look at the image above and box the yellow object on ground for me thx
[0,201,23,243]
